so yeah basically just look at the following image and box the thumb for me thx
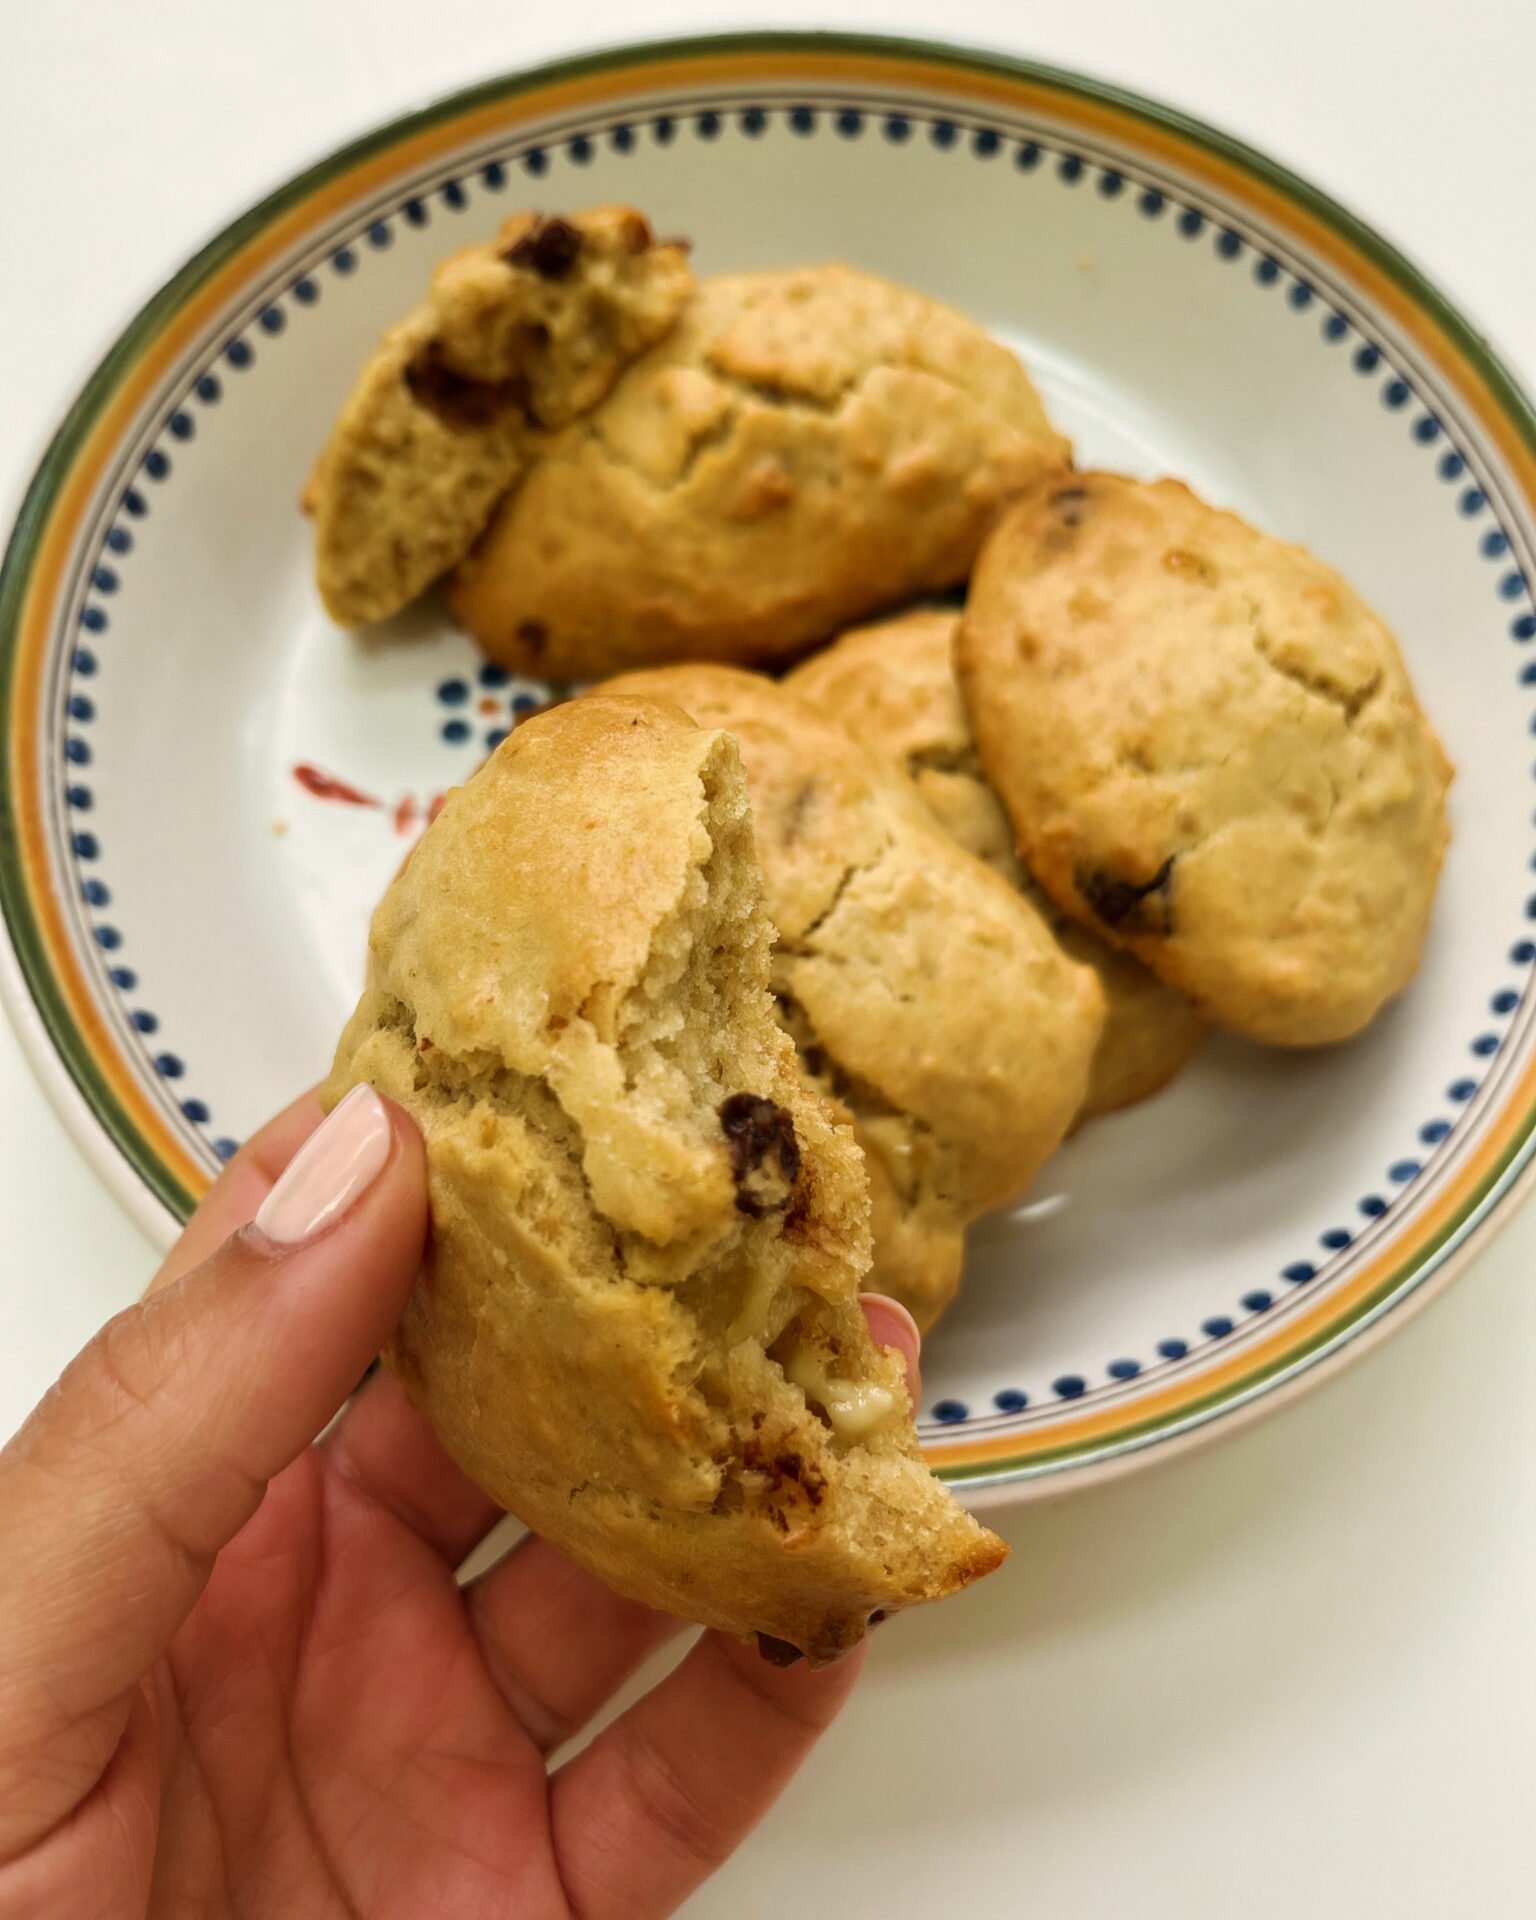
[0,1084,426,1857]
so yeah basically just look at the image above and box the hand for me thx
[0,1088,921,1918]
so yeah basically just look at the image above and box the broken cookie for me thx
[307,206,693,627]
[324,696,1004,1662]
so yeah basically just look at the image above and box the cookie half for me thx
[325,696,1004,1662]
[308,207,693,626]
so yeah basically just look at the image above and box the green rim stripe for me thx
[3,31,1535,1473]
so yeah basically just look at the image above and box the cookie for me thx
[600,665,1105,1330]
[448,265,1071,677]
[788,608,1206,1117]
[957,474,1454,1046]
[324,696,1004,1663]
[308,207,693,627]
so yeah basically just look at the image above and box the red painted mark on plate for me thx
[293,763,380,807]
[478,696,500,716]
[394,794,417,835]
[427,792,447,824]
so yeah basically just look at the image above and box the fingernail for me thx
[251,1085,393,1250]
[860,1294,923,1408]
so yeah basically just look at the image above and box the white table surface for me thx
[4,2,1533,1913]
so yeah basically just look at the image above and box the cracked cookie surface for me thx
[448,264,1071,677]
[600,665,1104,1330]
[307,206,693,627]
[324,696,1003,1661]
[957,473,1453,1046]
[789,607,1205,1118]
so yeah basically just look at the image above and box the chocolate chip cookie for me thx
[449,264,1071,677]
[308,207,693,626]
[957,474,1453,1045]
[324,696,1004,1664]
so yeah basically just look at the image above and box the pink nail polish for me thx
[860,1294,923,1408]
[251,1085,393,1249]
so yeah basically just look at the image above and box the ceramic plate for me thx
[5,32,1536,1501]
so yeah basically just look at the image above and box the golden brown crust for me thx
[788,608,1206,1119]
[309,207,693,627]
[957,474,1454,1046]
[325,696,1004,1661]
[449,265,1071,676]
[599,665,1105,1329]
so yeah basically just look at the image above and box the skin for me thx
[0,1092,919,1919]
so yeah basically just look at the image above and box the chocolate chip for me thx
[718,1093,801,1217]
[768,1450,823,1505]
[516,618,548,657]
[404,346,524,430]
[506,215,583,278]
[756,1633,805,1667]
[1049,484,1090,529]
[868,1610,888,1626]
[1076,855,1176,935]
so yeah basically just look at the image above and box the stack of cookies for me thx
[314,204,1452,1653]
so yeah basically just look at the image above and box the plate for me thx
[4,32,1536,1501]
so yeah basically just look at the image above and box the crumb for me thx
[1076,251,1095,273]
[271,820,289,837]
